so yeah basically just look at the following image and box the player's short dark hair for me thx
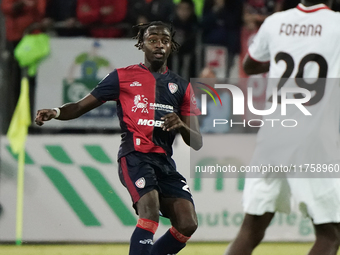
[133,21,180,52]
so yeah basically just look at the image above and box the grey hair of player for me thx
[133,21,181,53]
[301,0,333,6]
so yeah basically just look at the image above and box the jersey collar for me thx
[296,3,330,13]
[139,63,169,74]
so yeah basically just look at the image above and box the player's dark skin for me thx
[35,25,201,237]
[230,1,340,255]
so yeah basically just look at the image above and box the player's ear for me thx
[140,42,145,52]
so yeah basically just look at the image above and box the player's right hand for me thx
[35,109,56,126]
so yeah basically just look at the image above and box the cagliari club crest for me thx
[135,177,146,189]
[168,83,178,94]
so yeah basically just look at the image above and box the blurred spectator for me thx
[202,0,243,78]
[332,0,340,11]
[239,0,282,79]
[1,0,47,42]
[169,0,199,80]
[243,0,283,31]
[1,0,47,123]
[45,0,87,37]
[77,0,128,38]
[173,0,205,18]
[199,66,216,79]
[281,0,299,10]
[126,0,175,26]
[196,66,231,133]
[125,0,148,27]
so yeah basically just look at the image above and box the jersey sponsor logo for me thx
[137,119,164,127]
[191,94,197,106]
[181,180,191,194]
[139,239,153,245]
[130,81,142,87]
[135,177,146,189]
[136,138,141,146]
[168,83,178,94]
[190,94,199,113]
[149,103,174,112]
[132,95,149,113]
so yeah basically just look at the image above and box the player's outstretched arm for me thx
[35,94,103,126]
[243,53,270,75]
[161,113,202,150]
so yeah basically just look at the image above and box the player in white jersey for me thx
[225,1,340,255]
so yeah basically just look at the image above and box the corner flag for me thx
[6,76,31,245]
[7,77,31,153]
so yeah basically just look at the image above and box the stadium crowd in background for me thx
[44,0,87,37]
[201,0,243,78]
[1,0,340,134]
[76,0,128,38]
[1,0,49,127]
[167,0,199,80]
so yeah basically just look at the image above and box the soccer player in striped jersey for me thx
[35,21,202,255]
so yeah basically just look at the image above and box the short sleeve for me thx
[180,83,201,116]
[248,19,270,63]
[90,70,119,102]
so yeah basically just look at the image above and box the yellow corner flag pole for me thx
[6,76,31,245]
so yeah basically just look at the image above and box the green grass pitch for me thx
[2,242,338,255]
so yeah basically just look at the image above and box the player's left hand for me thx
[161,113,185,131]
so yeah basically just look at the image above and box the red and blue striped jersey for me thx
[91,64,200,159]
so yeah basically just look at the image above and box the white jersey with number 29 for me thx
[248,4,340,166]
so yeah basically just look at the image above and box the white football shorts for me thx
[243,177,340,224]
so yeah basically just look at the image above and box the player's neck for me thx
[143,60,167,73]
[301,0,331,7]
